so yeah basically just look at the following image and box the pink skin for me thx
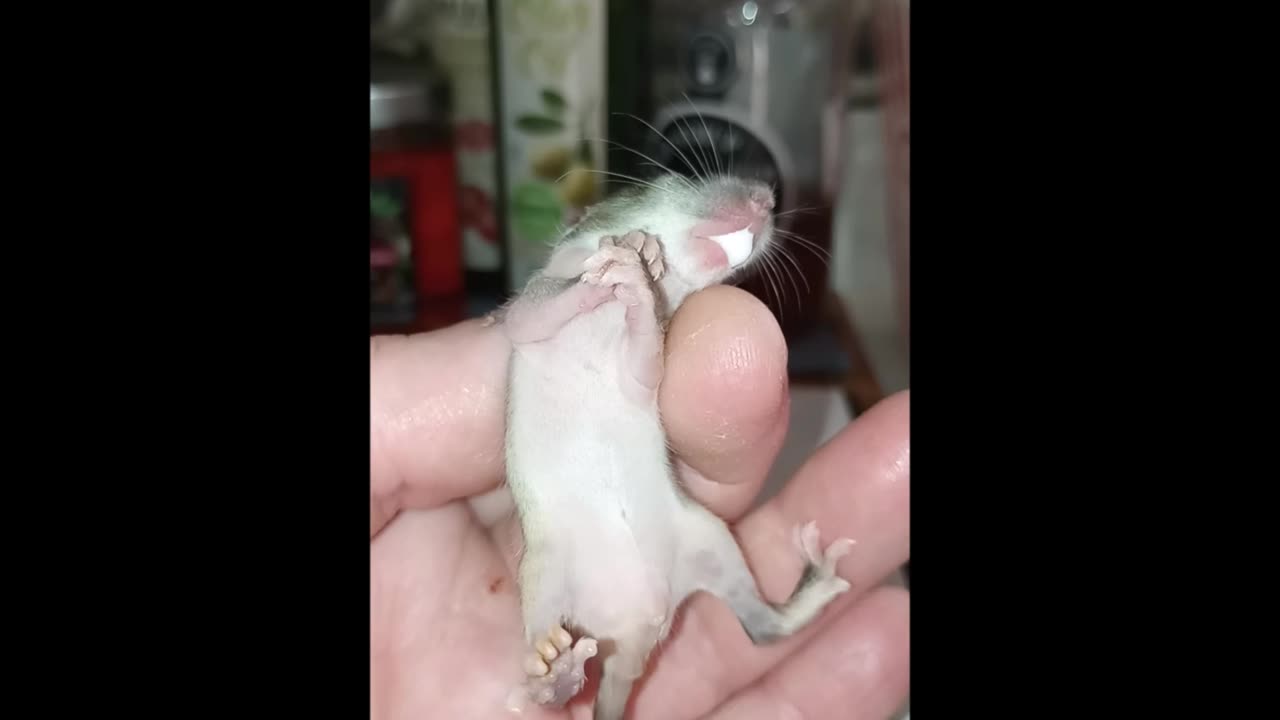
[691,238,729,271]
[495,242,611,345]
[501,282,615,345]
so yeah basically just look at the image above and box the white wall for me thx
[830,104,909,395]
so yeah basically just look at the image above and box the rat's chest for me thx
[507,359,666,481]
[510,305,642,407]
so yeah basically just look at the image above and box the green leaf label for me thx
[541,88,567,114]
[511,182,563,244]
[516,114,565,134]
[370,190,400,219]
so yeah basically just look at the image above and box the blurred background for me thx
[371,0,907,398]
[372,3,907,706]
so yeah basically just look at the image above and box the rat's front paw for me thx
[507,624,598,711]
[581,243,637,282]
[581,241,657,309]
[583,231,664,283]
[609,230,665,281]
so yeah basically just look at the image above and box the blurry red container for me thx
[369,138,461,297]
[370,73,463,313]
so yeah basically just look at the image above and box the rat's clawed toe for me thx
[617,230,645,250]
[513,625,599,710]
[793,520,856,582]
[582,244,637,285]
[550,624,573,651]
[582,242,658,308]
[616,230,665,280]
[589,231,664,283]
[641,235,665,280]
[524,652,549,676]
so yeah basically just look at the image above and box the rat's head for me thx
[630,173,776,303]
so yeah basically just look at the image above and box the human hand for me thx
[370,285,910,719]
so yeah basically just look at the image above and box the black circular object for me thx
[685,33,735,96]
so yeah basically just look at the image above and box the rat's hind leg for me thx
[499,273,615,345]
[673,506,855,644]
[591,626,664,720]
[498,233,662,346]
[506,548,600,711]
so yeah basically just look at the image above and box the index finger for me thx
[370,318,511,525]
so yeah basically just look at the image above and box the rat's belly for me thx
[507,336,682,633]
[509,395,680,559]
[504,304,686,630]
[554,473,679,639]
[506,316,673,514]
[515,434,681,635]
[507,359,675,529]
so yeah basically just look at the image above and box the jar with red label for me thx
[371,53,464,332]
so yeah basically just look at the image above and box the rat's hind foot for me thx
[793,520,855,597]
[508,625,599,711]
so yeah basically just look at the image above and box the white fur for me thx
[506,301,678,638]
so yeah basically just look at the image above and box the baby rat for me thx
[494,173,853,720]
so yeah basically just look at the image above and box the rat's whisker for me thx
[671,113,712,182]
[774,206,825,218]
[759,251,787,310]
[756,252,786,324]
[616,112,706,185]
[752,260,775,320]
[773,229,832,264]
[769,247,804,310]
[558,169,675,196]
[683,92,723,178]
[727,123,736,175]
[672,106,714,181]
[585,136,698,190]
[773,244,811,300]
